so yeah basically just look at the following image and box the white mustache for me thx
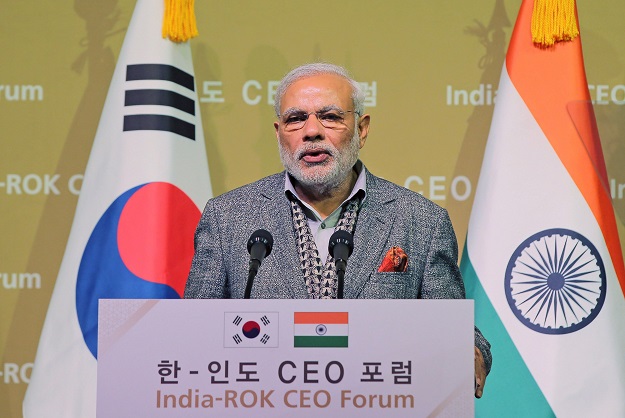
[295,144,336,160]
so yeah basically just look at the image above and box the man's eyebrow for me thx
[281,107,305,116]
[281,105,344,116]
[318,105,342,113]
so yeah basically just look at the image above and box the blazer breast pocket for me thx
[359,272,411,299]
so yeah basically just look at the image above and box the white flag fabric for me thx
[462,0,625,416]
[23,0,212,416]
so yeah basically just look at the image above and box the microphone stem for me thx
[336,259,346,299]
[337,272,344,299]
[245,259,261,299]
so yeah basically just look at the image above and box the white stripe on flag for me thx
[294,323,349,337]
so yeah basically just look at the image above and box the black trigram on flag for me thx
[123,64,196,140]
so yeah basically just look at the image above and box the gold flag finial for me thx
[531,0,579,47]
[162,0,198,42]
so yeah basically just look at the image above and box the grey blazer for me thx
[184,168,491,373]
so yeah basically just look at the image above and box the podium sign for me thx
[97,299,474,417]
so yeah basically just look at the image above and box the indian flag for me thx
[462,0,625,416]
[294,312,348,348]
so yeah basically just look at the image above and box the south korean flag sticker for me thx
[224,312,279,348]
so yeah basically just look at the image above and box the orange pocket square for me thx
[378,246,408,272]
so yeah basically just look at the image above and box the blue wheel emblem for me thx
[505,228,606,334]
[316,324,327,335]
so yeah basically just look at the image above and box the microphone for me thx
[245,229,273,299]
[329,230,354,299]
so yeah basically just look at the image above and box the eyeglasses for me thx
[278,108,360,132]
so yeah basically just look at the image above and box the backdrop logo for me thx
[505,228,606,334]
[76,182,200,358]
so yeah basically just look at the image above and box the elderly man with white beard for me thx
[184,62,491,397]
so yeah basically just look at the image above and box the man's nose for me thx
[301,113,325,140]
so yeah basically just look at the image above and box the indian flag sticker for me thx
[294,312,348,348]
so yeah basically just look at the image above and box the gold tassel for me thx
[162,0,199,43]
[531,0,579,47]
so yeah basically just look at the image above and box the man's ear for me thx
[274,121,280,140]
[357,114,371,148]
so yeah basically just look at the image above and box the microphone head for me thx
[328,230,354,258]
[247,229,274,257]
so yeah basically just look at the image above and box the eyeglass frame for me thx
[277,106,361,131]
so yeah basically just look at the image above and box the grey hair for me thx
[273,63,365,117]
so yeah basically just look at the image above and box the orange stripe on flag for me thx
[506,0,625,294]
[294,312,348,324]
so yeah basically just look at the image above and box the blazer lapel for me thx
[344,171,397,298]
[257,169,396,299]
[259,174,308,299]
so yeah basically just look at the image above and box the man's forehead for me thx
[281,74,352,109]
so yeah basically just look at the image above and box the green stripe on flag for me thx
[461,243,555,417]
[294,336,348,348]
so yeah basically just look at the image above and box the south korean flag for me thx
[224,312,279,348]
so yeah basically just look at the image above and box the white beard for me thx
[279,131,360,192]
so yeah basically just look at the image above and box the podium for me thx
[97,299,474,417]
